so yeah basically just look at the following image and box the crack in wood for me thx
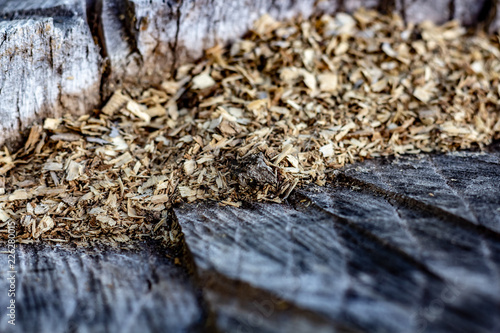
[336,172,500,242]
[294,189,447,282]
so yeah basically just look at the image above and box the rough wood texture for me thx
[98,0,320,92]
[0,241,211,333]
[1,1,500,331]
[176,146,500,333]
[0,0,102,147]
[96,0,141,96]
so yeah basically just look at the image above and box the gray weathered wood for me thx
[0,241,211,333]
[1,147,499,332]
[0,0,102,148]
[95,0,142,96]
[2,1,500,331]
[176,147,500,333]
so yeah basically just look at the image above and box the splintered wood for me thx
[1,9,500,245]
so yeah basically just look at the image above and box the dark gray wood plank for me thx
[430,152,500,234]
[176,148,500,333]
[340,151,500,234]
[0,242,210,333]
[340,156,478,226]
[1,148,499,332]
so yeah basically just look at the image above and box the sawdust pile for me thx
[1,9,499,245]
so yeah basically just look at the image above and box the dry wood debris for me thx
[1,9,500,245]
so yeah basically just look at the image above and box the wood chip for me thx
[33,215,55,238]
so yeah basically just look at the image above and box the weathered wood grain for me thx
[94,0,142,97]
[0,0,86,18]
[176,147,500,333]
[0,241,211,333]
[99,0,320,90]
[1,1,500,331]
[0,0,102,148]
[1,2,500,332]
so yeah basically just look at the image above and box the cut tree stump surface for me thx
[1,1,500,332]
[2,145,499,332]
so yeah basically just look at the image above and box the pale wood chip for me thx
[192,72,216,90]
[66,160,85,181]
[51,133,82,142]
[102,90,130,116]
[33,215,55,238]
[126,100,151,123]
[43,118,62,130]
[43,162,64,171]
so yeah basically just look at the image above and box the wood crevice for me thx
[335,172,500,243]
